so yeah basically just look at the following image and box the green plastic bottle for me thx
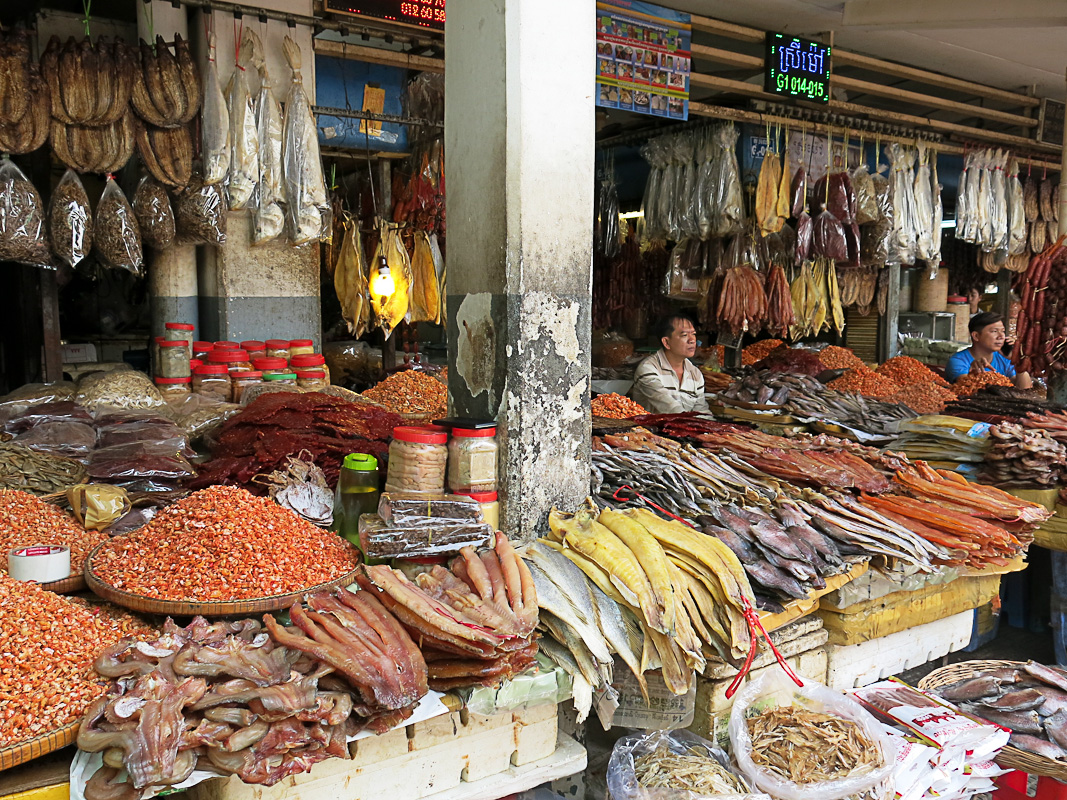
[333,453,380,549]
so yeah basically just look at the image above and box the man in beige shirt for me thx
[630,315,710,414]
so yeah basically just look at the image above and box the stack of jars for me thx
[383,421,500,529]
[154,322,195,399]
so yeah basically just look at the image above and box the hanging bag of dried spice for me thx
[49,169,92,268]
[0,158,51,268]
[132,176,175,250]
[94,176,143,275]
[174,172,226,245]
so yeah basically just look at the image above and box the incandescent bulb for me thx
[370,263,395,299]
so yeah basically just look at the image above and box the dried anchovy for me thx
[49,172,92,267]
[95,183,143,273]
[634,746,749,794]
[174,174,226,245]
[0,443,87,494]
[75,370,166,412]
[747,706,882,785]
[0,176,50,265]
[132,177,175,250]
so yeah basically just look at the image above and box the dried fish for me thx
[634,744,750,794]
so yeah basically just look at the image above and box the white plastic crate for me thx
[826,609,974,690]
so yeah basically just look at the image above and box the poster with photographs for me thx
[596,1,691,119]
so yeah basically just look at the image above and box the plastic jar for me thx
[447,426,498,494]
[332,453,380,548]
[231,371,263,403]
[385,425,449,495]
[241,340,267,361]
[289,339,315,358]
[266,339,291,360]
[164,323,195,357]
[193,341,213,360]
[263,372,298,386]
[253,357,289,376]
[158,340,192,378]
[214,340,240,351]
[155,376,192,400]
[189,358,203,372]
[207,349,253,373]
[192,365,232,402]
[455,490,499,530]
[290,353,331,384]
[296,369,328,391]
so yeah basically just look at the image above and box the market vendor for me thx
[630,314,710,414]
[944,311,1033,389]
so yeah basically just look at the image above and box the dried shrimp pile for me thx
[741,339,784,366]
[747,706,882,785]
[634,745,750,794]
[819,345,866,370]
[886,382,958,415]
[827,367,901,398]
[363,369,448,417]
[592,393,646,419]
[954,370,1014,396]
[0,489,107,575]
[876,355,950,387]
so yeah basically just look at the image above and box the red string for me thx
[725,595,803,699]
[233,15,244,69]
[611,485,695,528]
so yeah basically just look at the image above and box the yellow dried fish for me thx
[777,150,793,222]
[598,508,676,636]
[408,230,441,324]
[827,260,845,334]
[371,221,412,339]
[757,151,784,236]
[810,260,828,334]
[334,217,370,338]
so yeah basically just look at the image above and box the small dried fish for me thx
[747,705,882,784]
[634,745,750,794]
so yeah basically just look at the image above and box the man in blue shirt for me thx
[944,311,1032,389]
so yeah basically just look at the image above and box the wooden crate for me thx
[188,704,562,800]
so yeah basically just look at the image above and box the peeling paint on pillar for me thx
[454,293,497,404]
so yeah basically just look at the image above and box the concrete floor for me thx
[898,623,1056,686]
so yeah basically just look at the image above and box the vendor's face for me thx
[663,319,697,358]
[973,321,1006,352]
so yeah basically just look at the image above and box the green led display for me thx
[765,33,831,103]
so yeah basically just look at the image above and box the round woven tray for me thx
[918,659,1067,782]
[39,574,86,594]
[84,546,361,617]
[0,721,79,771]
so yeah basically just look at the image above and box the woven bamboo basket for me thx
[84,545,361,617]
[0,721,79,771]
[918,659,1067,782]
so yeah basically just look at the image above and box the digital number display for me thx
[325,0,445,30]
[765,33,830,103]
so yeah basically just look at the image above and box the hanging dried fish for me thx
[408,230,441,324]
[764,263,795,338]
[1024,174,1039,222]
[372,221,412,339]
[0,63,49,155]
[827,261,845,334]
[41,36,136,128]
[134,119,192,188]
[225,45,258,210]
[334,216,370,338]
[1008,159,1028,256]
[244,29,285,244]
[1041,177,1056,223]
[0,28,32,127]
[756,149,783,237]
[130,35,200,128]
[282,36,329,244]
[200,33,229,185]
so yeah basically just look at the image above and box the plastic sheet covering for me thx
[49,169,92,268]
[96,420,192,458]
[358,512,493,559]
[886,143,918,265]
[608,729,769,800]
[225,43,259,210]
[728,671,898,800]
[0,159,50,268]
[201,33,230,185]
[1008,158,1028,256]
[94,177,143,275]
[5,401,93,433]
[282,35,330,244]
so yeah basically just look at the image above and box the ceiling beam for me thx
[690,43,762,70]
[313,39,444,73]
[842,0,1067,29]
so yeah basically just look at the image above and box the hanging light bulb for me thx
[369,255,395,300]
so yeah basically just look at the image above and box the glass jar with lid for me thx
[385,425,449,495]
[252,357,289,376]
[265,339,291,360]
[155,376,192,400]
[263,372,298,386]
[289,339,315,358]
[447,426,498,494]
[241,340,266,361]
[295,369,328,391]
[164,322,195,358]
[207,349,253,373]
[454,490,499,530]
[290,353,331,383]
[192,365,232,402]
[231,370,263,403]
[158,340,192,378]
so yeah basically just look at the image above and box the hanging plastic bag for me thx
[175,173,226,246]
[929,151,943,264]
[976,150,993,249]
[913,144,935,261]
[795,211,812,265]
[94,176,143,275]
[132,177,175,250]
[607,729,768,800]
[728,671,898,800]
[860,171,892,267]
[1008,158,1028,255]
[282,35,330,244]
[694,128,715,240]
[886,143,918,265]
[639,137,667,239]
[241,28,285,244]
[991,149,1010,256]
[958,151,979,244]
[812,209,848,262]
[659,135,681,241]
[0,158,50,268]
[756,149,782,237]
[678,132,699,240]
[201,33,230,186]
[49,169,92,268]
[790,164,807,218]
[851,165,878,225]
[711,123,744,237]
[226,41,259,210]
[371,221,412,339]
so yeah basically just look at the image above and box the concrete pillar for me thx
[138,2,199,338]
[445,0,595,542]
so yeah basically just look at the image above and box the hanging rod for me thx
[313,105,442,128]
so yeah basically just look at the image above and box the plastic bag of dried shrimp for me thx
[608,729,770,800]
[728,671,898,800]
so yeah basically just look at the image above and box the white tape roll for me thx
[8,545,71,583]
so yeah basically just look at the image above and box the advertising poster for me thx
[596,1,692,120]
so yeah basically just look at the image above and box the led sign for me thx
[325,0,445,31]
[765,33,830,103]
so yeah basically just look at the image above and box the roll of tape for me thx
[8,545,71,583]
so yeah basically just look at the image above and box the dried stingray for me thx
[255,450,333,527]
[334,216,370,338]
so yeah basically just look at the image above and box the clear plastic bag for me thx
[886,144,917,265]
[728,671,898,800]
[201,33,230,186]
[76,370,166,413]
[913,145,935,262]
[976,150,993,249]
[860,173,892,268]
[640,137,668,239]
[711,123,744,238]
[175,174,226,246]
[695,129,714,240]
[94,176,143,275]
[0,158,50,268]
[1008,159,1028,256]
[790,164,807,218]
[132,177,175,250]
[12,420,97,458]
[678,133,699,240]
[0,382,76,413]
[6,401,93,433]
[87,441,197,481]
[96,420,192,457]
[49,169,92,268]
[851,165,878,225]
[957,151,978,244]
[240,28,286,245]
[378,492,485,526]
[812,210,849,262]
[991,149,1010,255]
[282,35,329,245]
[660,137,681,241]
[608,729,768,800]
[226,48,259,210]
[164,392,240,441]
[359,512,493,559]
[929,153,943,265]
[795,211,812,265]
